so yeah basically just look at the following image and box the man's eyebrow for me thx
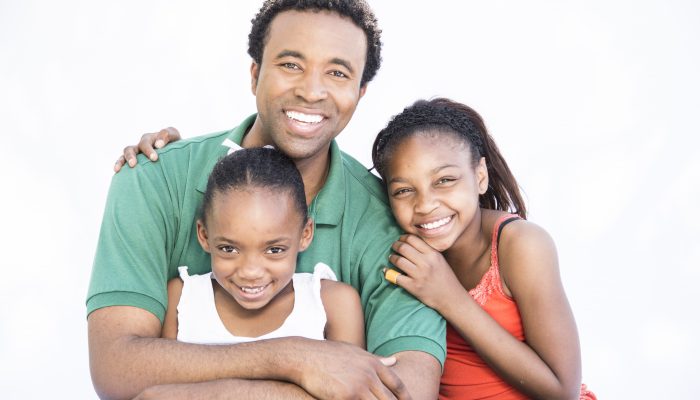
[275,50,304,60]
[330,57,355,74]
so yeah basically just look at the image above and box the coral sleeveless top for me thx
[439,215,596,400]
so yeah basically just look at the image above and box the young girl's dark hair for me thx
[371,98,527,219]
[200,147,308,226]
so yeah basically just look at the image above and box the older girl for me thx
[373,98,595,400]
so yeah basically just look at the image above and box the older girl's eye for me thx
[392,188,413,197]
[437,177,456,185]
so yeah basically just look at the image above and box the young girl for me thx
[161,147,364,348]
[373,98,595,400]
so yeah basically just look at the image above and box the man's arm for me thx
[134,379,314,400]
[392,351,441,400]
[89,306,409,400]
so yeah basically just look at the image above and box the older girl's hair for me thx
[371,98,526,218]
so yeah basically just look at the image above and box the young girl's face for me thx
[385,132,488,252]
[197,187,313,310]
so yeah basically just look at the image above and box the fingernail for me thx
[380,356,397,366]
[149,153,158,161]
[128,159,135,167]
[155,139,164,148]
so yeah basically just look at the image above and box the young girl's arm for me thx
[161,278,184,339]
[320,280,366,348]
[391,225,581,400]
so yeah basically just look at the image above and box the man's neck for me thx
[241,119,331,206]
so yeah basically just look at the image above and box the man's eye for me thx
[282,63,300,70]
[266,247,286,254]
[329,70,347,78]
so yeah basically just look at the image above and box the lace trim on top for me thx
[468,214,519,306]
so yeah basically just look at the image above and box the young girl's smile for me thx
[197,187,313,311]
[386,132,488,252]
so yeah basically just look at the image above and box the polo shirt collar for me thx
[195,114,256,193]
[310,140,345,226]
[194,113,347,227]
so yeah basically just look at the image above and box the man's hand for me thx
[290,339,411,400]
[114,127,181,172]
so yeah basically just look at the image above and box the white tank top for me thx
[176,263,337,344]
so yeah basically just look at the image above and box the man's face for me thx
[248,10,368,163]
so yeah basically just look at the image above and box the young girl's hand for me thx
[387,234,464,312]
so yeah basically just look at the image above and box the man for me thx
[88,1,445,399]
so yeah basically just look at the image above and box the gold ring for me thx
[384,268,401,285]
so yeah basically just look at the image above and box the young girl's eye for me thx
[266,247,286,255]
[219,245,238,254]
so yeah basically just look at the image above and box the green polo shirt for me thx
[87,114,446,365]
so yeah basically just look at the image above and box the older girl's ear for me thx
[477,157,489,195]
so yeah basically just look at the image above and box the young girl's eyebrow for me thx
[265,237,291,245]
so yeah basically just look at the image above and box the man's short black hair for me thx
[248,0,382,87]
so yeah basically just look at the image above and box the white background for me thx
[1,0,699,398]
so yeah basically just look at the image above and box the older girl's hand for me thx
[386,234,465,312]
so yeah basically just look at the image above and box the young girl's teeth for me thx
[420,216,451,230]
[286,111,323,123]
[241,286,265,294]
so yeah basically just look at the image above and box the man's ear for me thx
[477,157,489,195]
[196,219,211,253]
[359,84,367,99]
[250,61,260,95]
[298,218,315,252]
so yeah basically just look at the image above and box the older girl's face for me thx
[385,132,488,252]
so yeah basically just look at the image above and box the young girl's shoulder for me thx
[320,280,360,308]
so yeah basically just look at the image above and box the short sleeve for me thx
[359,233,446,368]
[86,156,178,322]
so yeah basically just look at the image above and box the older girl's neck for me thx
[444,209,490,273]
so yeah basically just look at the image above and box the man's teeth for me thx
[286,111,323,124]
[420,216,452,230]
[240,285,266,294]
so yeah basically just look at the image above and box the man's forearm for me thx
[392,351,441,400]
[89,307,305,399]
[134,379,314,400]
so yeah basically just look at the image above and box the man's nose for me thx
[294,70,328,103]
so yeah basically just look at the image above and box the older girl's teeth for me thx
[420,217,451,230]
[286,111,323,123]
